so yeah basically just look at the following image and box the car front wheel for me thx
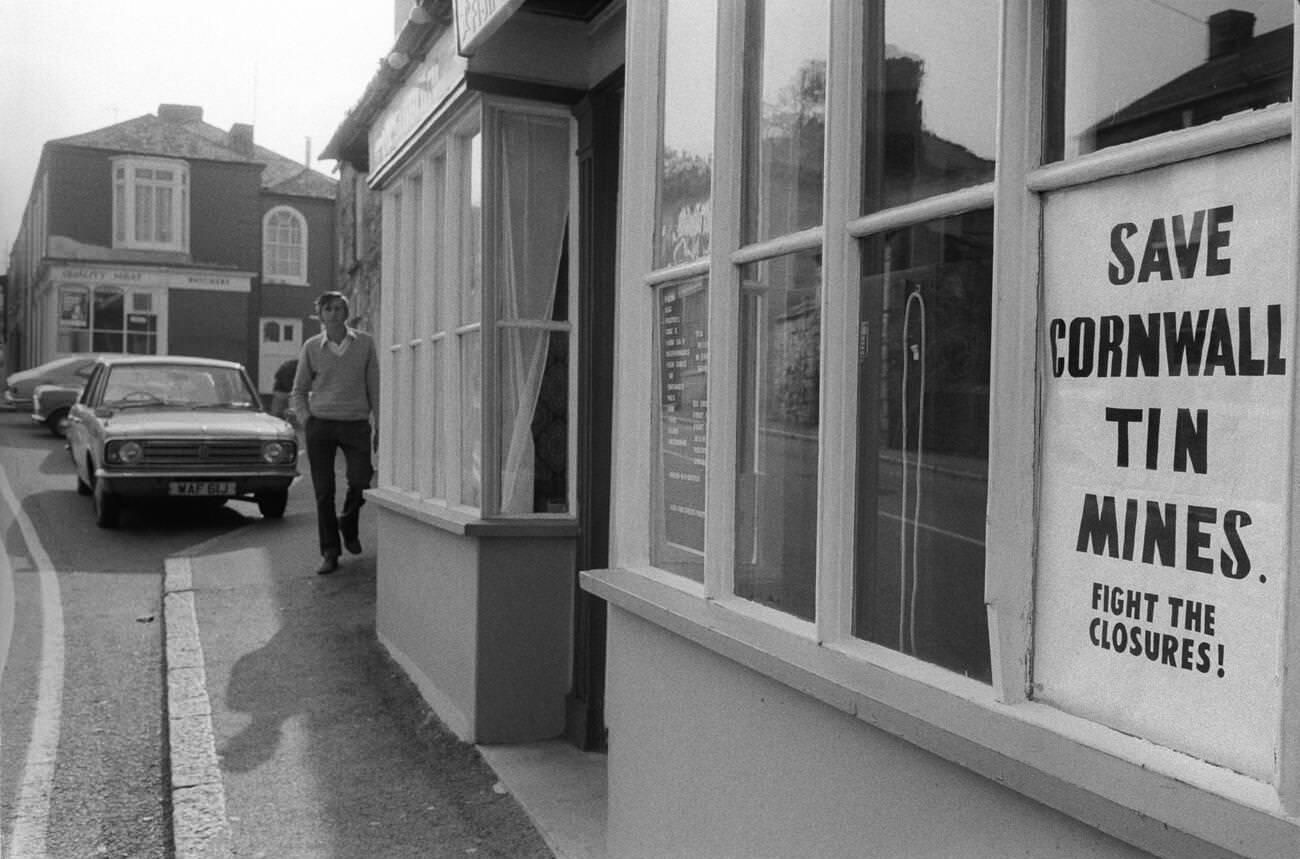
[93,478,121,528]
[256,489,289,519]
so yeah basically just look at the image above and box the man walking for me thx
[290,291,379,575]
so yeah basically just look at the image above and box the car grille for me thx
[141,439,267,465]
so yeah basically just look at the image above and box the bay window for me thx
[378,100,574,518]
[113,157,188,252]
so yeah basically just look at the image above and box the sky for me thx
[0,0,398,273]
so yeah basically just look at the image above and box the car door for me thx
[67,364,105,481]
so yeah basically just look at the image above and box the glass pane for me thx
[135,185,153,242]
[862,0,998,213]
[652,277,709,582]
[460,329,482,507]
[500,328,569,513]
[735,251,821,620]
[156,187,172,242]
[855,209,993,681]
[1044,0,1292,161]
[431,339,443,499]
[742,0,829,243]
[94,286,124,332]
[656,0,717,268]
[461,132,483,325]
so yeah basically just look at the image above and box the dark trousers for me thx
[304,417,373,556]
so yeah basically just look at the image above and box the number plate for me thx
[169,481,236,497]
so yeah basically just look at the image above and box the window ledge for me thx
[367,486,579,538]
[581,567,1299,859]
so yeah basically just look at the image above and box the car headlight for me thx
[106,440,144,465]
[262,440,296,464]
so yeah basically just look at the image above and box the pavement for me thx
[161,460,608,859]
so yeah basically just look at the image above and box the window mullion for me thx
[702,0,748,601]
[816,0,865,644]
[984,0,1046,705]
[443,134,466,507]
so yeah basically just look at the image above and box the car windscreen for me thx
[100,365,257,409]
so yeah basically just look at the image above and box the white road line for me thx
[879,510,986,547]
[0,462,63,859]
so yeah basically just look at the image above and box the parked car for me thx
[66,355,299,528]
[32,383,82,436]
[4,354,99,411]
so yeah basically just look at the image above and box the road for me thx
[0,407,255,858]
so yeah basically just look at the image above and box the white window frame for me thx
[374,97,579,521]
[262,205,309,284]
[590,2,1300,857]
[112,156,189,252]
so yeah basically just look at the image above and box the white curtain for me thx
[498,113,570,513]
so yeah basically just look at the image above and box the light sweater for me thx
[290,329,379,422]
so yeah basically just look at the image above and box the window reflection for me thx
[863,1,998,213]
[735,251,821,620]
[1045,0,1292,160]
[855,211,993,681]
[657,0,717,268]
[743,0,829,244]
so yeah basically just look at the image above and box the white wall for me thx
[604,607,1161,859]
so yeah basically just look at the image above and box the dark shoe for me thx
[316,552,340,575]
[344,536,362,555]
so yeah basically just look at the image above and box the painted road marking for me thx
[0,461,63,859]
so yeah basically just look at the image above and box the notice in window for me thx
[1036,141,1289,780]
[658,281,709,558]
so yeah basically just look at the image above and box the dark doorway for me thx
[566,68,622,752]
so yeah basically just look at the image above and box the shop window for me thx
[741,0,828,244]
[263,206,308,283]
[1043,0,1292,161]
[854,211,993,681]
[379,103,572,516]
[113,157,188,252]
[58,285,158,354]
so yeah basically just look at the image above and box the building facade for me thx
[5,104,336,395]
[337,1,1300,856]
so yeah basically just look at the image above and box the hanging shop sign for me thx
[453,0,525,55]
[1035,140,1290,780]
[370,29,466,176]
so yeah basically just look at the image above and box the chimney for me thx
[158,104,203,124]
[1208,9,1255,60]
[229,123,255,158]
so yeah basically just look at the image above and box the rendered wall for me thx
[374,507,576,744]
[604,607,1161,859]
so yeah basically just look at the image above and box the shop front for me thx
[360,2,624,745]
[33,264,251,363]
[580,1,1300,857]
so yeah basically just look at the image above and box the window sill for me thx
[581,566,1299,859]
[366,486,579,538]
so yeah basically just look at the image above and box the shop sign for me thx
[1035,141,1289,779]
[453,0,525,55]
[49,266,250,293]
[370,31,466,173]
[657,279,709,555]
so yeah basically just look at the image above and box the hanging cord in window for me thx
[898,286,926,655]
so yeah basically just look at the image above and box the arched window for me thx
[263,206,308,283]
